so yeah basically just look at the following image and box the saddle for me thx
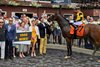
[70,24,85,37]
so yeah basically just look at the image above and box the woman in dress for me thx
[31,19,40,57]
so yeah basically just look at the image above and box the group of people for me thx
[0,17,16,60]
[0,9,100,60]
[0,11,53,60]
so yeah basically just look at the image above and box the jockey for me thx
[73,9,84,28]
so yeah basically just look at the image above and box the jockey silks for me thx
[75,11,84,22]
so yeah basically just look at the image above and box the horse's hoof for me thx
[64,56,71,59]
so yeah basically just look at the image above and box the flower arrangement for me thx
[30,2,42,7]
[8,1,20,6]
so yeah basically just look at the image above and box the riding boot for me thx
[71,24,78,30]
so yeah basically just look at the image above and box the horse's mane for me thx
[56,13,70,24]
[49,13,70,28]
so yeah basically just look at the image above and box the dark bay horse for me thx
[48,13,100,59]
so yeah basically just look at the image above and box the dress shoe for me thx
[43,53,46,55]
[9,57,13,60]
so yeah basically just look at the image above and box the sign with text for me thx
[51,0,71,4]
[15,31,31,41]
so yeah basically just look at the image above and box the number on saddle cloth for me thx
[76,24,85,36]
[70,23,85,37]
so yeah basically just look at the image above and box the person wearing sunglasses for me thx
[5,18,16,60]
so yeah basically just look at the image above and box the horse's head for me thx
[47,13,59,22]
[47,15,54,22]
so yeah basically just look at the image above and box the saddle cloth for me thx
[70,24,85,37]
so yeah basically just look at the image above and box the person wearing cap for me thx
[74,9,84,22]
[73,9,84,28]
[66,9,84,33]
[5,18,16,60]
[0,18,6,60]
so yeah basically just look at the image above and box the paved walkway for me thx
[47,44,100,56]
[0,44,100,67]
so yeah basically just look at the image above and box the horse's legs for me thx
[84,37,88,46]
[92,46,99,58]
[65,38,72,59]
[71,39,73,45]
[78,39,82,47]
[67,41,72,56]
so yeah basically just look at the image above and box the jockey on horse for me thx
[70,8,85,37]
[73,8,84,29]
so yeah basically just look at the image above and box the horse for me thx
[48,13,100,59]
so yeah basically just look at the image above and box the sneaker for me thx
[38,54,43,56]
[9,57,13,60]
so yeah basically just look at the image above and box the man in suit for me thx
[0,18,6,60]
[5,18,16,60]
[38,17,49,55]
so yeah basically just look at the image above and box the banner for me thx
[16,0,25,1]
[51,0,71,4]
[15,31,31,41]
[16,0,32,1]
